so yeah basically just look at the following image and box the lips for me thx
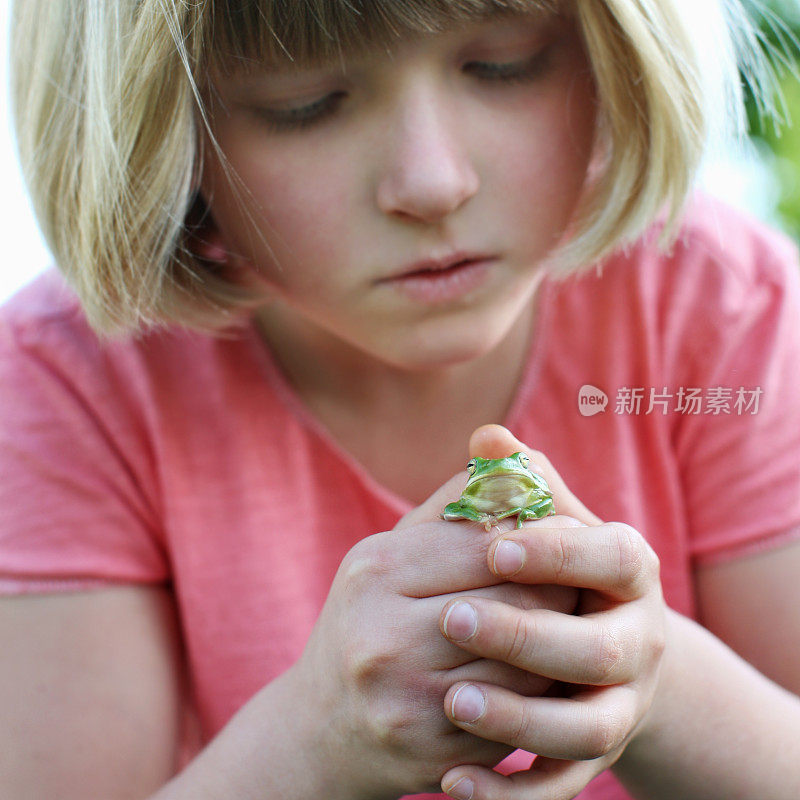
[377,252,496,304]
[382,252,494,281]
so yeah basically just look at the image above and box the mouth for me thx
[378,252,497,304]
[467,471,529,486]
[384,252,495,281]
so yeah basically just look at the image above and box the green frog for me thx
[442,452,555,530]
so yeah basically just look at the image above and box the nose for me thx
[375,83,480,224]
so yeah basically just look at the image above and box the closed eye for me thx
[464,48,552,84]
[255,91,348,131]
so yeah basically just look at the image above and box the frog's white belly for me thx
[468,477,531,513]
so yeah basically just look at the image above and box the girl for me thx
[2,0,800,798]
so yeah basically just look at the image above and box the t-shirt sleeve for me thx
[0,314,169,594]
[676,235,800,566]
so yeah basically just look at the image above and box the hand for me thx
[439,425,666,800]
[289,464,578,800]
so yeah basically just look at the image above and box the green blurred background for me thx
[746,0,800,241]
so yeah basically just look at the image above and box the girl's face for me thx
[201,9,596,369]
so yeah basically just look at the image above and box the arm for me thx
[0,584,337,800]
[0,586,184,799]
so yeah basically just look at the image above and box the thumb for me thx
[393,471,469,531]
[469,424,602,526]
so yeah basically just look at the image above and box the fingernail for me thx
[492,539,524,575]
[445,777,475,800]
[452,684,485,723]
[443,602,477,641]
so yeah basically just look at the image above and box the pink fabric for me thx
[2,195,800,799]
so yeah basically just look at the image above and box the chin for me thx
[381,319,515,372]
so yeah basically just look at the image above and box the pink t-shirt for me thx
[2,195,800,799]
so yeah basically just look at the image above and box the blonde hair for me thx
[9,0,770,335]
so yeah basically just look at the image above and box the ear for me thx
[184,191,230,264]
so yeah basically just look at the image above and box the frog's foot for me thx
[516,498,556,527]
[442,503,495,530]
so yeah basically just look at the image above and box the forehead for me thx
[204,0,565,75]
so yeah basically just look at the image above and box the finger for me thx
[447,580,578,615]
[376,512,593,601]
[469,425,602,526]
[443,681,636,761]
[442,756,612,800]
[347,517,509,600]
[449,658,555,700]
[488,522,660,602]
[394,471,471,530]
[420,583,577,671]
[440,597,642,685]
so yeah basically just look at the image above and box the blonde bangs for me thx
[202,0,559,74]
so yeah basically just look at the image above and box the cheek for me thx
[252,170,351,264]
[204,140,355,279]
[496,80,596,226]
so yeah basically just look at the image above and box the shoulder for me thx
[0,271,259,436]
[628,193,798,309]
[1,269,86,338]
[542,194,800,388]
[0,270,111,400]
[0,269,242,386]
[668,192,799,300]
[561,193,800,334]
[0,269,133,368]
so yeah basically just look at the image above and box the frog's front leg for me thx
[442,502,494,530]
[517,497,556,526]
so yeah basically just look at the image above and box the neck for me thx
[252,285,546,503]
[254,292,541,424]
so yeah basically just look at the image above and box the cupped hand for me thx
[290,442,578,799]
[439,425,667,800]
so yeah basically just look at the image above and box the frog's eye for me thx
[466,459,477,475]
[518,453,529,467]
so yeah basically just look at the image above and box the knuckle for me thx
[611,523,648,591]
[588,626,624,684]
[553,530,580,581]
[341,535,394,590]
[345,641,392,687]
[582,707,628,760]
[650,621,667,662]
[508,701,536,749]
[368,703,417,751]
[644,542,662,582]
[503,613,534,665]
